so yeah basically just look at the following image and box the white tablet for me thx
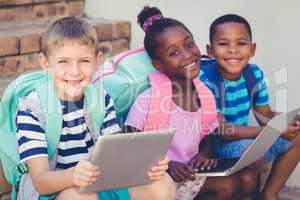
[79,129,175,193]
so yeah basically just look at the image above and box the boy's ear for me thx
[206,44,214,58]
[95,51,103,70]
[250,43,256,57]
[39,53,49,70]
[152,59,164,71]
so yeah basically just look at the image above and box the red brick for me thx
[0,7,20,22]
[0,53,39,76]
[20,33,42,54]
[33,3,49,20]
[0,56,19,75]
[48,2,68,19]
[68,0,84,16]
[0,36,19,57]
[114,21,130,39]
[23,53,40,71]
[18,5,35,22]
[94,22,113,41]
[97,41,113,59]
[112,39,129,55]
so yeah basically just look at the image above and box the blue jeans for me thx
[214,137,292,162]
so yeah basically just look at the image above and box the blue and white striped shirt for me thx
[199,65,269,125]
[16,91,121,169]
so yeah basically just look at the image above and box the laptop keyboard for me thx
[198,157,240,173]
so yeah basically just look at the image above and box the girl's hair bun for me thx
[137,6,163,31]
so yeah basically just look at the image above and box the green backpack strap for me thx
[36,78,63,159]
[84,84,106,131]
[36,82,106,158]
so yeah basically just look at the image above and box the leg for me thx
[261,135,300,200]
[238,166,259,197]
[197,175,239,200]
[0,161,11,194]
[129,174,175,200]
[55,187,99,200]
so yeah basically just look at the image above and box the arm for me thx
[26,157,73,194]
[27,157,100,195]
[216,112,264,142]
[253,105,278,126]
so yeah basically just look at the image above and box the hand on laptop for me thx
[168,161,196,182]
[189,154,218,172]
[148,156,169,181]
[72,160,100,187]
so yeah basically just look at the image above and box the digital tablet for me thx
[79,129,175,193]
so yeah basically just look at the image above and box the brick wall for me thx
[0,0,130,97]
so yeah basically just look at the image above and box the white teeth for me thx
[184,62,196,69]
[226,59,240,64]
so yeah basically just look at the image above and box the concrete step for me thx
[0,17,130,97]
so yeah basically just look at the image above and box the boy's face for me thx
[207,22,256,80]
[39,42,101,101]
[153,26,201,81]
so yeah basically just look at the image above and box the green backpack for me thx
[93,47,156,122]
[0,71,106,199]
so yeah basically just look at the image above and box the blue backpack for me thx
[0,71,106,199]
[200,58,259,110]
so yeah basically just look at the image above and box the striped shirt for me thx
[16,91,121,169]
[199,65,269,125]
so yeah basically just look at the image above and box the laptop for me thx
[79,129,175,193]
[197,107,300,177]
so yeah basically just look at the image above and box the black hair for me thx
[209,14,252,43]
[137,6,192,60]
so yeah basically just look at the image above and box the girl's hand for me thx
[168,161,195,182]
[148,157,169,181]
[189,154,217,171]
[72,160,100,187]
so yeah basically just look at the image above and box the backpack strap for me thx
[193,79,217,137]
[36,78,62,159]
[201,59,225,110]
[144,72,172,131]
[84,84,106,132]
[242,64,259,106]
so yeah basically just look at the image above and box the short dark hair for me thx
[137,6,192,60]
[209,14,252,43]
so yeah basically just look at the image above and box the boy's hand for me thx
[72,160,100,187]
[189,153,217,171]
[282,115,300,140]
[148,156,169,181]
[168,161,195,182]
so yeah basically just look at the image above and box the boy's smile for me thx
[207,22,256,80]
[153,26,201,81]
[39,42,101,101]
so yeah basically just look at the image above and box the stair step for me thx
[0,17,129,96]
[0,0,84,24]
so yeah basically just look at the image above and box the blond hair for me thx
[42,16,98,56]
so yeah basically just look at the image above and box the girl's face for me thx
[153,26,201,81]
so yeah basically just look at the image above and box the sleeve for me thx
[124,89,151,131]
[252,65,269,106]
[199,69,221,112]
[16,108,48,163]
[100,93,122,135]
